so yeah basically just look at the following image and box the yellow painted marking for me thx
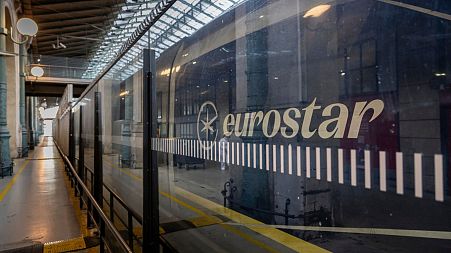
[175,187,330,253]
[133,226,143,236]
[160,190,279,252]
[103,159,328,252]
[220,224,279,253]
[43,237,86,253]
[188,215,223,227]
[62,166,89,237]
[104,157,142,181]
[225,223,451,240]
[0,160,30,202]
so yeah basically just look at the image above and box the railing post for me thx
[100,219,105,253]
[78,106,84,209]
[110,193,114,222]
[94,92,103,224]
[128,212,134,251]
[143,48,159,252]
[87,189,93,228]
[69,105,75,165]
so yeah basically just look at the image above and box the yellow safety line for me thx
[189,215,224,227]
[103,157,142,181]
[103,159,329,252]
[160,190,279,253]
[62,166,89,237]
[175,187,329,253]
[104,160,279,251]
[0,160,30,202]
[43,236,86,253]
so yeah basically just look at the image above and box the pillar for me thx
[28,96,34,150]
[33,97,39,145]
[19,43,27,156]
[0,0,12,175]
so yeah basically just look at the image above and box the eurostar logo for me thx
[197,101,218,150]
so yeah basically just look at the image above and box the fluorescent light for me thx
[303,4,331,18]
[119,90,130,96]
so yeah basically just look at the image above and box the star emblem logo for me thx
[197,101,218,150]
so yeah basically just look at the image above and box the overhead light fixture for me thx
[31,66,44,77]
[53,36,67,49]
[16,18,38,36]
[303,4,331,18]
[119,90,130,96]
[9,17,38,45]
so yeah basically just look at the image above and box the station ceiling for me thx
[20,0,124,58]
[19,0,245,80]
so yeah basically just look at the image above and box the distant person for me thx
[219,134,229,170]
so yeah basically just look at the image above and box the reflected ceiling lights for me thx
[303,4,331,18]
[83,0,244,79]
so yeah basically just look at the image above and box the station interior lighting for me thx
[303,4,331,18]
[83,0,245,80]
[31,66,44,77]
[16,18,38,37]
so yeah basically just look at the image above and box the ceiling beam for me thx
[39,47,91,56]
[31,0,121,14]
[36,35,101,44]
[38,30,105,39]
[39,23,106,34]
[38,16,110,29]
[38,42,97,51]
[38,39,96,50]
[33,8,117,21]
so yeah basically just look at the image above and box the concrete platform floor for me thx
[0,137,82,249]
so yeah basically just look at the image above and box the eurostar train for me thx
[55,0,451,252]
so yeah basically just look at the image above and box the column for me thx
[19,43,28,156]
[28,96,35,150]
[34,97,39,145]
[0,0,12,175]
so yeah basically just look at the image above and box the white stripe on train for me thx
[151,138,447,202]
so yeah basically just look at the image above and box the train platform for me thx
[0,137,88,252]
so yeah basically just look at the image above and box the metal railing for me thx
[54,141,133,253]
[79,160,143,251]
[27,55,91,80]
[58,149,177,253]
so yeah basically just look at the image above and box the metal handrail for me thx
[75,159,143,250]
[104,183,144,224]
[54,141,133,253]
[83,163,143,224]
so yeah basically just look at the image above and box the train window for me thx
[152,1,451,252]
[61,1,451,252]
